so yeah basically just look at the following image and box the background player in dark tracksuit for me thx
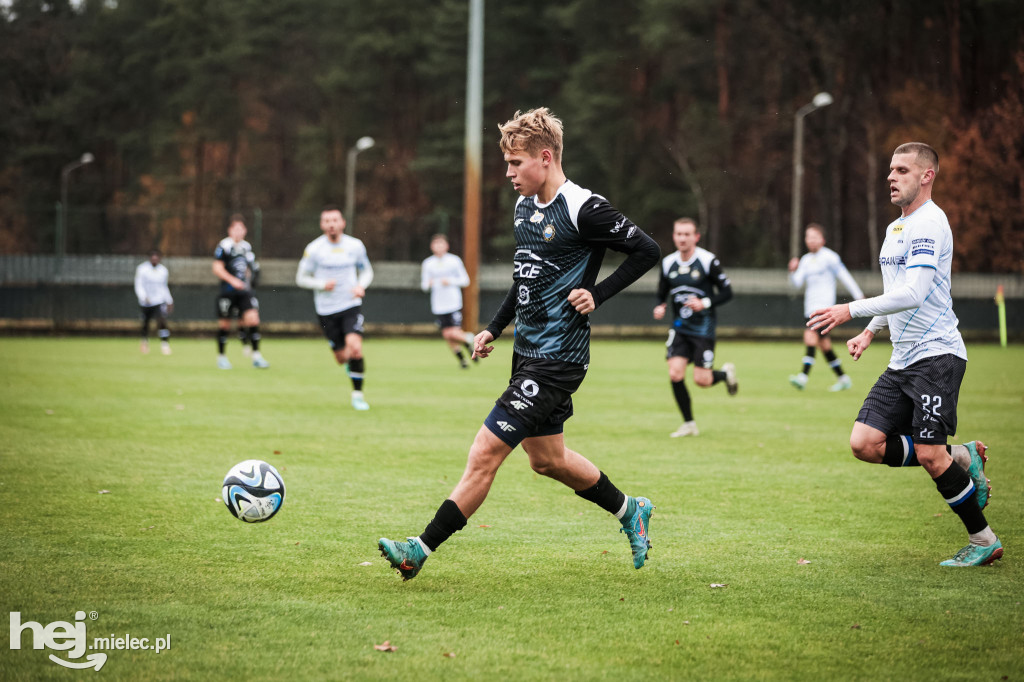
[212,214,268,369]
[378,108,661,580]
[653,218,737,438]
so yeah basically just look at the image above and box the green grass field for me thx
[1,336,1021,681]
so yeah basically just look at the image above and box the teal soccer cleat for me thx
[619,496,654,569]
[378,537,428,580]
[964,440,990,510]
[940,539,1003,567]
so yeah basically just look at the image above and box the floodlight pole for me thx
[58,152,95,274]
[345,136,375,233]
[789,93,832,260]
[462,0,483,331]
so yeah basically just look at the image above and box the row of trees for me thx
[2,0,1022,270]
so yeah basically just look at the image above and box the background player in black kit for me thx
[212,214,269,369]
[378,107,661,580]
[653,217,737,437]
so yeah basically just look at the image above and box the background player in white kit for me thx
[421,234,476,369]
[787,223,864,391]
[296,205,374,411]
[134,249,173,355]
[808,142,1000,567]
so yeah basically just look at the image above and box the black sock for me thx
[934,462,988,534]
[249,325,261,352]
[881,435,919,467]
[823,348,844,377]
[802,345,816,375]
[711,370,726,385]
[217,329,228,354]
[671,379,693,421]
[348,357,365,391]
[419,498,468,551]
[575,471,627,516]
[455,350,465,362]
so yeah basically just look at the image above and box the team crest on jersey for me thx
[678,266,690,276]
[892,224,904,234]
[543,224,555,241]
[530,211,545,224]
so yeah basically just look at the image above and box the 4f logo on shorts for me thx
[509,400,527,411]
[496,421,516,432]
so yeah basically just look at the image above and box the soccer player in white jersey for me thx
[808,142,1000,567]
[421,234,476,368]
[296,205,374,411]
[134,250,173,355]
[787,223,864,391]
[212,215,269,369]
[378,108,661,580]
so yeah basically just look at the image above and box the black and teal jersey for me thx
[485,180,660,365]
[214,237,259,294]
[656,247,733,339]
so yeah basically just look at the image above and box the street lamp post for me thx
[57,152,95,273]
[345,136,375,233]
[789,92,833,260]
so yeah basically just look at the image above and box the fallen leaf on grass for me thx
[850,624,861,630]
[442,652,456,658]
[933,513,943,517]
[675,640,680,645]
[797,558,811,565]
[358,561,373,566]
[682,621,690,625]
[274,450,282,455]
[98,490,111,494]
[478,524,491,528]
[374,641,397,652]
[142,525,155,531]
[619,597,625,602]
[709,583,727,588]
[601,550,609,555]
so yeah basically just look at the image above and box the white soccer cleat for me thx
[140,340,150,355]
[829,374,852,392]
[722,362,738,396]
[670,421,699,438]
[160,342,172,356]
[252,354,270,369]
[351,391,370,411]
[789,373,808,390]
[217,355,233,370]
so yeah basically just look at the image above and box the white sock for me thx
[613,496,631,520]
[411,536,431,555]
[948,444,970,469]
[969,526,997,547]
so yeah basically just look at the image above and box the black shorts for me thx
[665,329,716,368]
[318,307,364,349]
[216,291,258,319]
[856,354,966,445]
[140,304,169,322]
[435,310,463,329]
[484,354,588,447]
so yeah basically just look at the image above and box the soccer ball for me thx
[221,460,285,523]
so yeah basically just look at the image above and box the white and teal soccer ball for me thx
[221,460,285,523]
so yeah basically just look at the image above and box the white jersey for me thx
[295,234,374,316]
[420,253,470,315]
[851,201,966,369]
[789,246,863,317]
[134,261,173,306]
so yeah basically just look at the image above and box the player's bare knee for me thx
[849,434,881,462]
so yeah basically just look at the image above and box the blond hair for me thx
[894,142,939,174]
[498,108,563,161]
